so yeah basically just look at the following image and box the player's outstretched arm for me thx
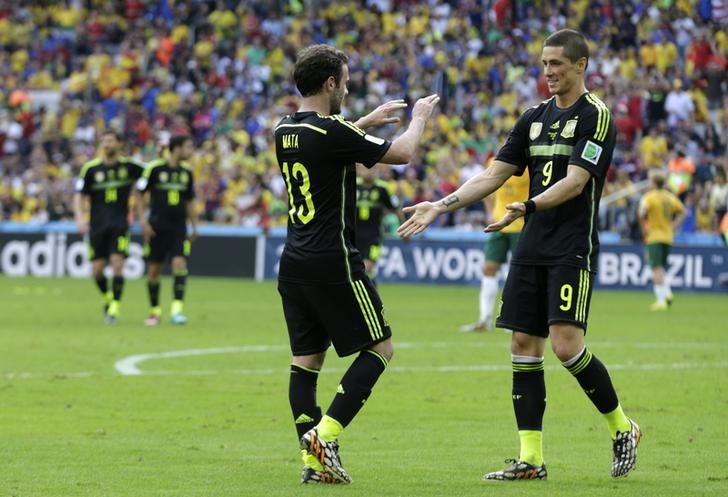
[354,99,407,130]
[485,164,591,232]
[380,94,440,165]
[398,160,517,239]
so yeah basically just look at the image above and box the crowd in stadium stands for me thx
[0,0,726,243]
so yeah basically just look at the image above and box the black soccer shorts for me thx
[496,263,595,337]
[278,277,392,357]
[145,225,190,263]
[88,226,130,260]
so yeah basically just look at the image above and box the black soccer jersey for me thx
[356,178,399,244]
[75,157,145,231]
[136,159,195,228]
[495,92,615,271]
[274,112,392,284]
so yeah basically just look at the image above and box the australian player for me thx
[638,170,686,310]
[460,159,529,332]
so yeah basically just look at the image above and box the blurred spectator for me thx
[0,0,723,242]
[667,149,697,200]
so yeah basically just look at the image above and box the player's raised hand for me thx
[411,94,440,122]
[356,99,407,129]
[484,202,526,232]
[397,201,443,239]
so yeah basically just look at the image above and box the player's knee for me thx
[171,258,187,273]
[483,261,499,277]
[549,324,585,362]
[293,352,326,371]
[550,338,583,362]
[370,339,393,362]
[510,332,542,356]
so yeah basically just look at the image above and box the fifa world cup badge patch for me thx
[581,140,603,165]
[529,122,543,141]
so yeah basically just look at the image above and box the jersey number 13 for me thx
[282,161,315,224]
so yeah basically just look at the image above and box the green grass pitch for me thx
[1,276,727,497]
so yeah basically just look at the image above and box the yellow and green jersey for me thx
[492,163,530,234]
[640,188,685,244]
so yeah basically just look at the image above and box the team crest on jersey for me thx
[529,122,543,141]
[94,171,104,183]
[561,119,578,138]
[180,171,189,184]
[581,140,603,165]
[118,167,128,179]
[159,171,169,183]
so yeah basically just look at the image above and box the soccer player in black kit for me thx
[135,135,197,326]
[275,44,439,484]
[399,29,641,481]
[73,130,144,324]
[355,164,401,283]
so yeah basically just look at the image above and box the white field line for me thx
[4,360,728,381]
[113,340,728,376]
[2,341,727,380]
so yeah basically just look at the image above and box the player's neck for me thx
[101,153,118,165]
[298,95,331,116]
[167,155,180,167]
[554,85,588,109]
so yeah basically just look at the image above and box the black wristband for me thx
[524,199,536,214]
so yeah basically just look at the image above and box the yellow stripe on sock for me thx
[292,364,320,374]
[364,349,388,368]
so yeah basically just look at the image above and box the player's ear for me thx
[577,56,588,73]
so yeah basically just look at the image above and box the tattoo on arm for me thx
[442,195,459,207]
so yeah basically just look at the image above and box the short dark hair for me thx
[101,129,122,141]
[544,29,589,67]
[169,134,191,152]
[293,45,348,97]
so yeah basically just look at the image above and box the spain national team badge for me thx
[561,119,577,138]
[529,122,543,141]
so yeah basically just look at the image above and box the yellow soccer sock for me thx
[171,299,184,316]
[604,404,631,439]
[301,449,324,471]
[104,291,113,304]
[518,430,544,466]
[150,306,162,317]
[317,415,343,442]
[107,300,120,317]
